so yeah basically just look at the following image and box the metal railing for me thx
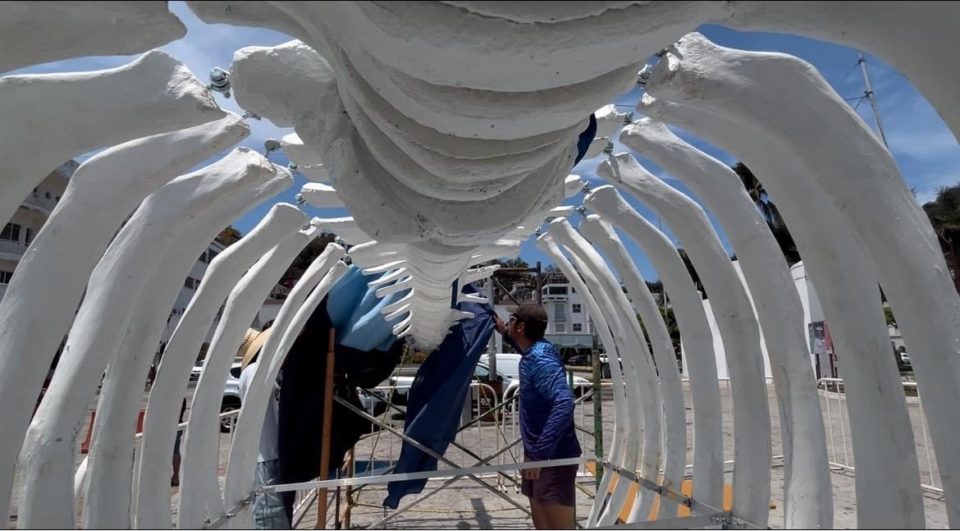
[817,377,942,494]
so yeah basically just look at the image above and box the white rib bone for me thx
[222,249,347,527]
[84,169,292,528]
[300,182,344,208]
[17,149,277,528]
[620,118,831,527]
[177,227,323,528]
[579,215,687,518]
[0,50,223,229]
[135,203,306,528]
[551,219,660,524]
[651,33,960,526]
[598,151,772,527]
[0,2,186,74]
[537,233,631,526]
[584,186,724,514]
[0,114,248,526]
[644,38,924,525]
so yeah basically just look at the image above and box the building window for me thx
[553,303,564,320]
[198,251,208,263]
[0,271,12,284]
[44,191,51,200]
[208,250,219,261]
[184,277,198,290]
[555,323,566,333]
[1,223,21,242]
[572,303,581,313]
[547,286,568,295]
[573,323,582,332]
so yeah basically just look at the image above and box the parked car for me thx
[219,362,243,432]
[479,353,592,401]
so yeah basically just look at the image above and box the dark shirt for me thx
[518,339,582,461]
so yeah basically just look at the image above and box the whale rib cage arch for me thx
[0,2,959,528]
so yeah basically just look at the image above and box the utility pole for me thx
[857,51,890,149]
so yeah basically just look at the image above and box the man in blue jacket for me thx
[495,302,581,529]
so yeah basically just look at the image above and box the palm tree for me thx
[733,162,801,265]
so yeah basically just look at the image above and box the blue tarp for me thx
[383,285,495,508]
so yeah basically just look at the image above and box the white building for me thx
[0,160,76,302]
[158,236,231,349]
[158,229,287,366]
[484,272,597,354]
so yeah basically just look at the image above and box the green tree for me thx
[733,162,801,265]
[676,248,706,299]
[923,184,960,294]
[279,233,337,287]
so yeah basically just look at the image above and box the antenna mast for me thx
[857,51,890,149]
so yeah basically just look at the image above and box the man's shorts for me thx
[521,464,579,506]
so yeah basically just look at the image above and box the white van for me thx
[478,353,591,400]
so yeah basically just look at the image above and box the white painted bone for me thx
[17,148,278,528]
[263,2,719,92]
[620,118,831,527]
[550,219,660,524]
[536,233,631,526]
[578,215,687,519]
[459,265,500,286]
[598,151,772,527]
[84,168,292,528]
[177,226,323,528]
[643,39,925,525]
[719,1,960,143]
[649,33,960,526]
[135,203,306,529]
[564,175,586,198]
[0,50,223,228]
[281,134,331,182]
[594,104,631,138]
[222,247,347,528]
[0,2,185,74]
[0,114,248,525]
[299,182,344,208]
[584,185,724,514]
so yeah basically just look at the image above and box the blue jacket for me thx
[518,339,582,461]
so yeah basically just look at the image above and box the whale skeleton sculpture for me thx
[0,1,958,529]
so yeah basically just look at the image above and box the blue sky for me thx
[12,4,959,282]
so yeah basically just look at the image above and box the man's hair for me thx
[510,302,548,341]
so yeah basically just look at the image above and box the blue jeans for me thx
[254,459,292,529]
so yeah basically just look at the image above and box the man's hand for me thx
[522,467,541,480]
[494,314,507,335]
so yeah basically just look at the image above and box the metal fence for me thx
[817,377,942,494]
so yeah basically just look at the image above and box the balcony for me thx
[22,193,58,216]
[0,240,28,260]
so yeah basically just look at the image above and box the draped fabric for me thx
[384,287,495,508]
